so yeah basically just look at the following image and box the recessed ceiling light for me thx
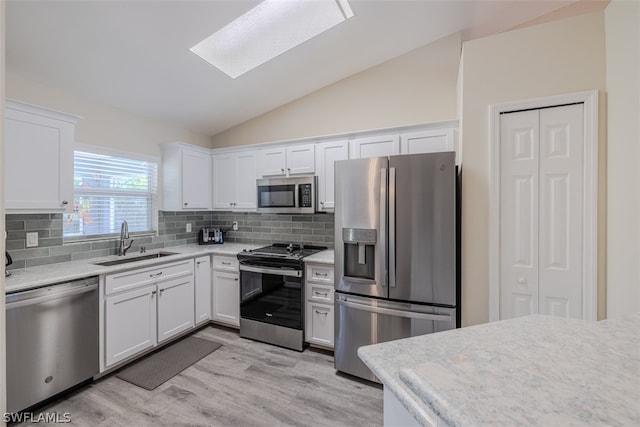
[190,0,354,79]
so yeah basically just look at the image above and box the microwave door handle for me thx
[380,167,387,288]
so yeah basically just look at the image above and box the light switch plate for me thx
[26,232,39,247]
[186,223,192,233]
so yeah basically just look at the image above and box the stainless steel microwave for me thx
[256,176,316,214]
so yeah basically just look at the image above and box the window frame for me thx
[63,143,160,242]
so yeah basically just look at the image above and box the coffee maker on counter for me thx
[198,227,223,245]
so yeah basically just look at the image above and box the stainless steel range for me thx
[237,243,326,351]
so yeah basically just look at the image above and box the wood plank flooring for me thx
[17,325,383,427]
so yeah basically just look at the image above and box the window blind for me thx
[63,150,158,239]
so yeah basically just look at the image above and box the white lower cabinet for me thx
[194,256,212,324]
[157,276,195,343]
[212,255,240,328]
[305,263,335,349]
[103,259,194,370]
[105,285,157,368]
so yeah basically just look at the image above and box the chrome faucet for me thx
[118,221,134,256]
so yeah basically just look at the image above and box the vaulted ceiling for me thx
[6,0,592,136]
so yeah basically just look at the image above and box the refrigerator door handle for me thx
[389,167,396,288]
[380,167,388,287]
[336,298,452,322]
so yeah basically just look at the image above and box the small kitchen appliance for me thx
[198,227,223,245]
[256,176,316,214]
[237,243,327,351]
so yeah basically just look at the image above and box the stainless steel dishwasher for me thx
[6,276,99,413]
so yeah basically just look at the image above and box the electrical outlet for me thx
[186,223,192,233]
[232,221,238,231]
[26,232,39,248]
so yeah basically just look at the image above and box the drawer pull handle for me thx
[234,278,239,281]
[315,272,328,277]
[315,310,329,315]
[61,200,69,205]
[222,262,231,266]
[197,261,205,266]
[150,272,163,278]
[314,291,329,297]
[151,290,157,296]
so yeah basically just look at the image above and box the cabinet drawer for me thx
[306,264,334,284]
[307,283,334,304]
[105,259,194,295]
[213,255,239,271]
[305,302,334,349]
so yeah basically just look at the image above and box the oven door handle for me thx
[239,265,303,278]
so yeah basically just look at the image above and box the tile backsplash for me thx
[5,211,334,270]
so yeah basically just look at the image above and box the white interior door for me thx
[499,104,584,320]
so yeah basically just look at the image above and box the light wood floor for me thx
[19,325,383,427]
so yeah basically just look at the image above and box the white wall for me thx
[460,11,607,326]
[211,32,462,148]
[5,73,211,157]
[605,0,640,318]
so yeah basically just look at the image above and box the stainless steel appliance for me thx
[256,176,316,214]
[199,227,224,244]
[237,244,326,351]
[334,152,460,382]
[6,277,99,413]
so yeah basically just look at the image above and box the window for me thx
[63,147,158,239]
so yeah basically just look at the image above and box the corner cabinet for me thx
[305,263,335,349]
[4,100,79,213]
[212,255,240,328]
[161,143,212,211]
[259,144,315,177]
[212,151,257,211]
[315,140,348,212]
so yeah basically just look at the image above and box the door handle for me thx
[336,298,452,322]
[389,167,396,288]
[380,167,388,288]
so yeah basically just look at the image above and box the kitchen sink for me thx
[93,252,178,267]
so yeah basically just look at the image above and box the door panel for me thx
[334,157,387,298]
[500,109,540,319]
[538,104,584,318]
[388,152,456,305]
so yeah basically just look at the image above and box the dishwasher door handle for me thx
[6,283,99,310]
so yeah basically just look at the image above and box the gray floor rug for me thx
[115,336,222,390]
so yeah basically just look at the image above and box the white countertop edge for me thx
[303,249,335,265]
[5,242,262,293]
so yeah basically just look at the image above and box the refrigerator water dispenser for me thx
[342,228,376,280]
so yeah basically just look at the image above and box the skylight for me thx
[189,0,354,78]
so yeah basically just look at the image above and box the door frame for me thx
[488,90,599,321]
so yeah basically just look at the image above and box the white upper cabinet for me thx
[349,135,400,159]
[400,128,456,154]
[212,151,257,211]
[259,143,315,177]
[4,100,79,212]
[315,140,348,212]
[162,144,211,211]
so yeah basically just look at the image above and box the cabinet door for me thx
[400,129,455,154]
[212,271,240,328]
[305,302,334,349]
[315,141,348,211]
[234,152,258,210]
[286,144,315,175]
[212,154,236,210]
[157,276,195,343]
[259,147,287,177]
[349,135,400,159]
[4,106,74,212]
[181,149,211,210]
[105,286,157,367]
[194,256,212,324]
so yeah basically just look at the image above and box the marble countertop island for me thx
[359,314,640,426]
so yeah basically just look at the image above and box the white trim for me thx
[488,90,598,322]
[74,142,160,164]
[5,98,82,123]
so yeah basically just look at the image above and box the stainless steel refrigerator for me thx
[334,152,460,382]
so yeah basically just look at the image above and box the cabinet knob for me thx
[151,290,157,296]
[320,201,324,206]
[281,168,285,173]
[184,202,188,206]
[287,168,291,172]
[234,278,239,281]
[61,200,69,205]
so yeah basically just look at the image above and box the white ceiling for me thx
[6,0,580,137]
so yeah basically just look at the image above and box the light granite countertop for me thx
[359,314,640,427]
[4,242,262,294]
[304,249,334,265]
